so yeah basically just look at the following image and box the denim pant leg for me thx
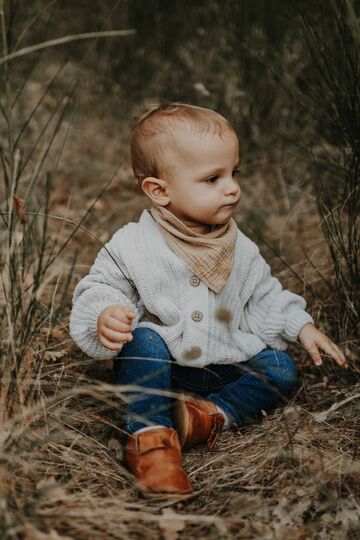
[112,327,174,434]
[207,348,299,428]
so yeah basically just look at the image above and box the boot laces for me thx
[207,414,224,449]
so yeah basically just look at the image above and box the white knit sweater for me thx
[69,209,314,367]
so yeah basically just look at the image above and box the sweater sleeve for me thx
[69,228,143,360]
[240,246,314,350]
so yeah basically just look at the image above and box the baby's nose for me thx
[225,179,241,196]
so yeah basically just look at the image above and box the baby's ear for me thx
[141,176,170,206]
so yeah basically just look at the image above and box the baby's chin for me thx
[211,209,236,224]
[188,209,234,231]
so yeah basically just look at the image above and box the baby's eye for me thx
[232,169,240,177]
[206,176,219,184]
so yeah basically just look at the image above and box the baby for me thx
[69,102,347,496]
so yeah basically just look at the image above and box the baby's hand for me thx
[298,323,348,369]
[97,305,135,350]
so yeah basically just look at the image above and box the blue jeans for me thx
[112,327,299,435]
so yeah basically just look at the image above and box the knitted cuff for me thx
[70,296,140,359]
[281,310,314,342]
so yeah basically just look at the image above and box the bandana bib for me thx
[149,204,237,293]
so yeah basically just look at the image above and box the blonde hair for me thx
[130,102,235,188]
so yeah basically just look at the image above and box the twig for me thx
[313,392,360,422]
[0,29,136,64]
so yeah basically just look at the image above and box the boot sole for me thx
[135,475,193,498]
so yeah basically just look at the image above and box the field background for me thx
[1,1,359,539]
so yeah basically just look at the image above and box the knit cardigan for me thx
[69,209,314,367]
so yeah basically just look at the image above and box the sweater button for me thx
[190,275,200,287]
[191,310,203,322]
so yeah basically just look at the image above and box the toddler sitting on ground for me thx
[70,102,347,495]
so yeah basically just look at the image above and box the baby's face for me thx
[161,127,241,233]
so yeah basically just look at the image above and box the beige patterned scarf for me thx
[149,204,238,293]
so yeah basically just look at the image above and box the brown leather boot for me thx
[124,427,193,494]
[173,396,225,450]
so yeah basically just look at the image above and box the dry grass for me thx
[1,356,360,539]
[1,51,359,540]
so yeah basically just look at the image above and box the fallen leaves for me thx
[44,350,66,362]
[12,195,28,223]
